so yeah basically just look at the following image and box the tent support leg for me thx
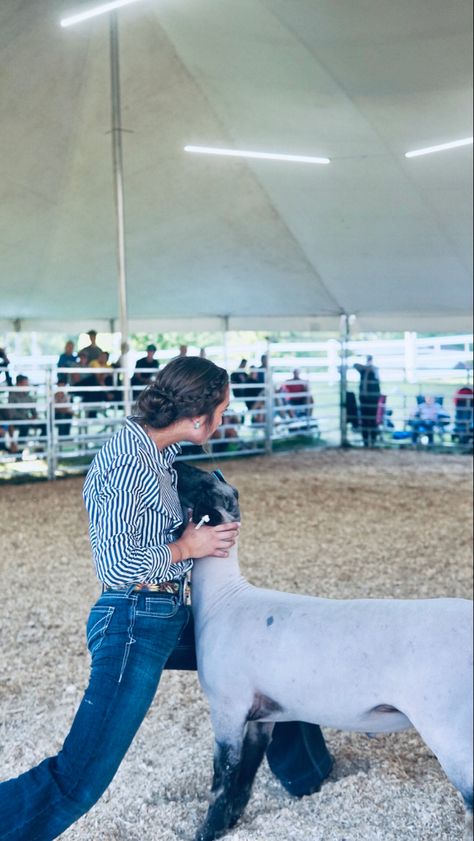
[339,314,350,447]
[264,338,273,455]
[110,12,131,415]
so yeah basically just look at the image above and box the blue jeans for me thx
[0,587,190,841]
[0,589,332,840]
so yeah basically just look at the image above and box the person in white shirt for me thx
[410,395,445,444]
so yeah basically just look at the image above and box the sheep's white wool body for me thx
[192,545,473,806]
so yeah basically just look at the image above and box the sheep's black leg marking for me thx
[194,741,243,841]
[247,692,283,721]
[228,722,273,829]
[194,724,273,841]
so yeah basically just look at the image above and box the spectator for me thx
[179,344,188,357]
[79,330,102,363]
[5,375,47,438]
[90,351,114,390]
[247,366,266,424]
[243,354,268,422]
[90,350,112,370]
[71,351,92,383]
[0,348,12,387]
[210,411,241,452]
[453,387,474,445]
[280,369,314,418]
[353,355,381,447]
[71,352,100,415]
[199,347,207,359]
[230,359,250,400]
[255,354,267,387]
[82,350,115,412]
[410,395,446,445]
[57,341,77,378]
[54,378,74,438]
[131,344,159,399]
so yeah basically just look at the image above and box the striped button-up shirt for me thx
[83,417,193,587]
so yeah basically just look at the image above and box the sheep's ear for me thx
[212,469,227,483]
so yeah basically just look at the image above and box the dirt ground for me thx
[0,448,472,841]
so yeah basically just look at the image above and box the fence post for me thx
[264,338,273,455]
[327,339,339,386]
[46,366,56,480]
[339,315,350,447]
[223,315,230,371]
[404,331,417,384]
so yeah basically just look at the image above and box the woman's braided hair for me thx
[135,356,229,429]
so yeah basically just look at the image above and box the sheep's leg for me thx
[195,720,273,841]
[228,721,274,828]
[194,735,244,841]
[409,707,473,841]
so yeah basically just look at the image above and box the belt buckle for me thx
[133,580,183,596]
[160,582,178,595]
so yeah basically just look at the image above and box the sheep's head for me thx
[193,470,240,526]
[175,462,240,526]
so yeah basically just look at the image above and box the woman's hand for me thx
[176,520,240,560]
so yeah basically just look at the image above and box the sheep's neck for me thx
[191,543,249,621]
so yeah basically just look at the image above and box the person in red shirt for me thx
[280,369,314,418]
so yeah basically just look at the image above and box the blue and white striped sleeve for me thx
[87,458,173,586]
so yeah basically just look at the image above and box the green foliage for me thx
[129,330,270,351]
[130,331,224,351]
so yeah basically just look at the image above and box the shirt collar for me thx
[125,417,181,467]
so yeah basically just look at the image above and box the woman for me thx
[0,356,332,840]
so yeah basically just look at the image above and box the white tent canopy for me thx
[0,0,472,333]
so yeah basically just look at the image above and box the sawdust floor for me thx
[0,448,472,840]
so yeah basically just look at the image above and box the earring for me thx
[193,420,201,429]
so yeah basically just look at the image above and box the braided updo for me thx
[134,356,229,430]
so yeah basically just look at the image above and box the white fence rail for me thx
[0,335,472,478]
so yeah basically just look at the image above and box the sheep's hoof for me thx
[194,825,222,841]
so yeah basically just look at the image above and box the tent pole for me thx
[339,314,350,447]
[46,366,56,481]
[264,337,273,455]
[223,316,230,370]
[109,12,131,414]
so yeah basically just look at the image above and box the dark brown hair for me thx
[134,356,229,429]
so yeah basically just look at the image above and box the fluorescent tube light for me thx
[61,0,146,27]
[405,137,473,158]
[184,145,330,165]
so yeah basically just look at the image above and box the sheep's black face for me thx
[192,474,240,526]
[175,461,240,526]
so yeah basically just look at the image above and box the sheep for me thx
[175,462,473,841]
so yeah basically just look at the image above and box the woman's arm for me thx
[91,481,175,586]
[85,460,179,586]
